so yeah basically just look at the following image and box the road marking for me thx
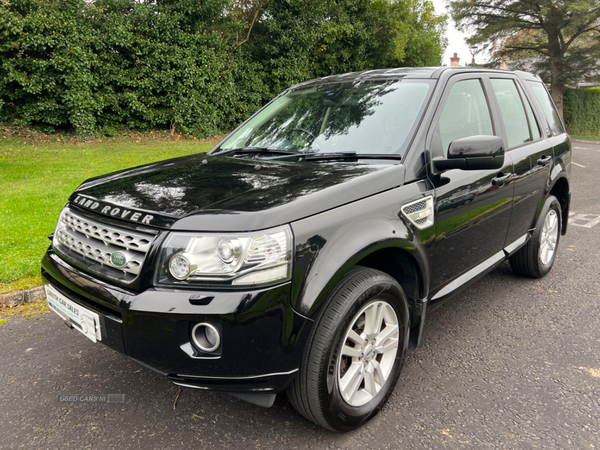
[572,162,586,168]
[577,367,600,378]
[569,212,600,228]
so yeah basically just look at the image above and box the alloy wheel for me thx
[337,300,399,407]
[539,209,559,265]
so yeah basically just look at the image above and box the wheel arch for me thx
[547,175,570,235]
[293,238,429,324]
[354,247,426,325]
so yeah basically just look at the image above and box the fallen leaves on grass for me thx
[0,299,50,319]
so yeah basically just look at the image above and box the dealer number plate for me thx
[45,285,102,343]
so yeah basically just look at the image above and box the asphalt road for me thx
[1,141,599,449]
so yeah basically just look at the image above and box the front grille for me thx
[53,207,155,280]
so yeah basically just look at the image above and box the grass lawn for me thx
[569,134,600,141]
[0,133,218,294]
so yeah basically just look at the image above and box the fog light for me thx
[191,323,220,353]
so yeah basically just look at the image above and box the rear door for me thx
[427,74,514,300]
[526,79,572,183]
[487,76,553,249]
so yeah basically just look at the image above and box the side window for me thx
[527,81,565,135]
[438,79,494,156]
[519,83,541,140]
[490,78,531,148]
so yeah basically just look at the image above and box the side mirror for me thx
[433,135,505,171]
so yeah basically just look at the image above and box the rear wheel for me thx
[286,267,409,431]
[509,195,562,278]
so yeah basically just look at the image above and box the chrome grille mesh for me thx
[61,211,152,252]
[402,199,427,215]
[53,207,154,277]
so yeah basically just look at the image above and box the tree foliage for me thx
[450,0,600,116]
[0,0,446,135]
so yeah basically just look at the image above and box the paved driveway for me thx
[1,141,599,449]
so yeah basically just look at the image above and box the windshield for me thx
[217,79,434,156]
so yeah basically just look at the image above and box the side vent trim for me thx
[401,196,434,230]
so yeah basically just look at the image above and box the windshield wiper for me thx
[213,147,303,157]
[303,152,403,161]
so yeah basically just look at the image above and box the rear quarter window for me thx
[527,81,565,136]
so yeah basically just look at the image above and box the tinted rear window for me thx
[527,81,565,136]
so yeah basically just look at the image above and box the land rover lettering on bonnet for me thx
[72,195,155,224]
[42,67,571,431]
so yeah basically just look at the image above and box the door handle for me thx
[537,155,552,166]
[491,172,512,186]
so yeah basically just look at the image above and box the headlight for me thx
[155,225,293,287]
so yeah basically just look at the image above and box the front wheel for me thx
[286,267,409,431]
[509,195,562,278]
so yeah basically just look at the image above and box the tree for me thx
[247,0,447,95]
[370,0,447,68]
[450,0,600,116]
[0,0,447,134]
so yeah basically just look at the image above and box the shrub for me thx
[564,87,600,138]
[0,0,446,136]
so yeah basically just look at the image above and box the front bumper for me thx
[41,248,311,395]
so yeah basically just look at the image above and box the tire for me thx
[509,195,562,278]
[286,267,410,431]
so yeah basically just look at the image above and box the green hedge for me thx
[0,0,446,136]
[564,87,600,138]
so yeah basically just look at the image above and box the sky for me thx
[430,0,488,66]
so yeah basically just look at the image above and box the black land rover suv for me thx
[42,67,571,431]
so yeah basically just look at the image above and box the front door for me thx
[427,76,514,299]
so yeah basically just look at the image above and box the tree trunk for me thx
[546,28,564,118]
[550,83,564,119]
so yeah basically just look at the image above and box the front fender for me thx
[290,183,433,318]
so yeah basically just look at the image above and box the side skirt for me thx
[411,234,529,347]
